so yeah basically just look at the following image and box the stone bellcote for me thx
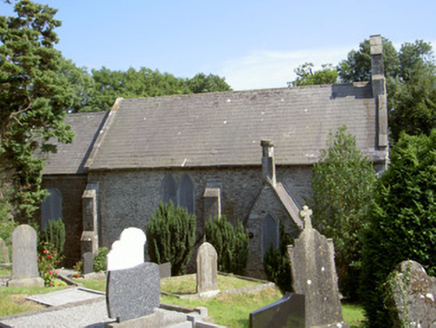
[261,139,276,187]
[370,34,388,149]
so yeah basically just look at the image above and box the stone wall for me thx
[246,184,302,278]
[89,165,312,254]
[38,175,87,266]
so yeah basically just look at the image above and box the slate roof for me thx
[87,84,385,170]
[42,111,109,175]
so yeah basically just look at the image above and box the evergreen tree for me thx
[309,126,377,299]
[146,201,196,276]
[360,130,436,327]
[205,216,249,275]
[0,0,74,220]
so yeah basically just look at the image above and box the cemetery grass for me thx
[0,286,64,317]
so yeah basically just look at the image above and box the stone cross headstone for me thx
[82,252,94,275]
[7,225,44,287]
[287,206,348,328]
[387,260,436,327]
[196,242,219,296]
[106,227,160,322]
[0,237,10,264]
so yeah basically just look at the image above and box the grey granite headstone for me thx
[196,242,219,295]
[0,237,9,263]
[82,251,94,274]
[106,262,160,322]
[7,225,44,287]
[287,206,348,328]
[249,292,305,328]
[159,262,171,279]
[387,260,436,327]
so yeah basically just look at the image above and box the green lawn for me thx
[1,273,367,327]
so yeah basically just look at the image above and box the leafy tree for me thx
[309,126,377,299]
[360,130,436,327]
[337,37,400,84]
[205,216,249,275]
[59,59,97,112]
[0,0,74,220]
[290,62,338,86]
[187,73,232,93]
[146,201,196,276]
[338,37,436,142]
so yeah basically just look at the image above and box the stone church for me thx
[38,35,388,277]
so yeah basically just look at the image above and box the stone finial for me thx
[299,205,313,229]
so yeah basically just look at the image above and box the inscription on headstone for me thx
[287,206,348,328]
[196,242,219,295]
[81,183,99,255]
[249,292,305,328]
[7,225,44,287]
[0,237,10,263]
[387,260,436,327]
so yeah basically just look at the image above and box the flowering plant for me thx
[37,242,63,287]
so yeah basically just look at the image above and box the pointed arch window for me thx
[262,213,279,256]
[162,174,177,205]
[178,175,195,214]
[41,188,63,230]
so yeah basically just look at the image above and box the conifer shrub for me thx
[43,218,66,254]
[93,247,108,272]
[205,216,249,276]
[360,131,436,327]
[146,201,196,276]
[263,222,296,293]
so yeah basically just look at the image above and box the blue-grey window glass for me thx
[41,188,63,230]
[178,175,195,214]
[262,214,279,255]
[162,174,177,205]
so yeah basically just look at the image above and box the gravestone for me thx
[159,262,171,279]
[106,227,146,271]
[287,206,348,328]
[387,260,436,327]
[7,225,44,287]
[0,237,10,263]
[249,292,305,328]
[106,227,160,322]
[82,252,94,274]
[196,242,219,295]
[107,262,160,322]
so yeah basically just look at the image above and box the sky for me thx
[2,0,436,91]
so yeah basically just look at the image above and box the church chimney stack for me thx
[370,34,388,148]
[261,139,276,187]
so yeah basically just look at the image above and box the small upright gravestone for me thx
[0,237,10,264]
[8,225,44,287]
[196,242,219,296]
[387,260,436,327]
[106,227,160,322]
[82,252,94,275]
[287,206,348,328]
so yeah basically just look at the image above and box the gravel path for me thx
[0,297,115,328]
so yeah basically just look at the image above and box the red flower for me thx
[47,254,51,259]
[42,250,47,254]
[53,250,57,254]
[37,256,39,260]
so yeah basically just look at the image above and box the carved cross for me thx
[300,205,313,229]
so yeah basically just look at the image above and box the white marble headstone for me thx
[107,228,146,271]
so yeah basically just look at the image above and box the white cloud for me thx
[220,46,353,91]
